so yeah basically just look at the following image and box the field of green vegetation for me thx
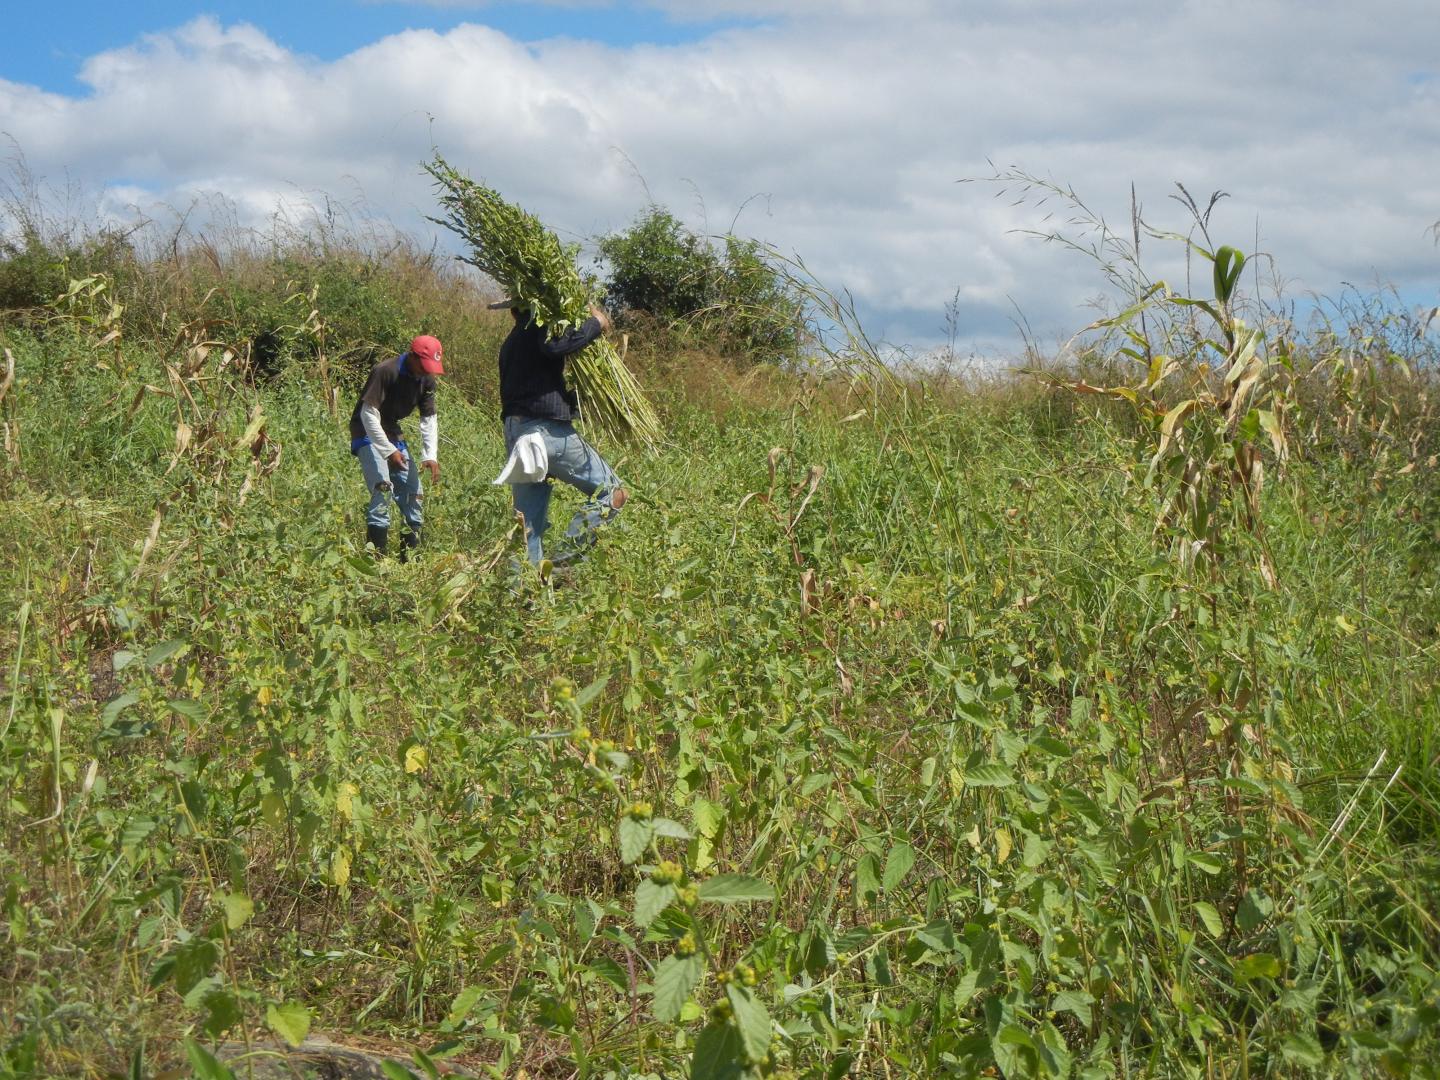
[1,202,1438,1079]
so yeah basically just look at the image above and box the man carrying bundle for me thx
[349,335,444,558]
[493,300,628,567]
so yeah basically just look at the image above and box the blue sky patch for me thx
[2,1,758,95]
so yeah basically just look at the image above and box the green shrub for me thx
[598,205,805,364]
[0,229,69,316]
[0,228,140,325]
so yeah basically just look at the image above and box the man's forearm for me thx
[540,316,603,360]
[361,405,398,458]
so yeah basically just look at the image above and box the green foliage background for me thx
[598,206,805,364]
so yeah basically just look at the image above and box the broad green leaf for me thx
[882,843,915,891]
[652,953,703,1022]
[1236,889,1273,933]
[1077,835,1117,881]
[1187,851,1224,875]
[444,986,487,1029]
[1193,902,1224,937]
[991,1022,1037,1079]
[184,1040,236,1080]
[145,638,189,669]
[381,1064,421,1080]
[183,975,223,1012]
[618,816,654,864]
[634,880,677,927]
[1347,1030,1389,1050]
[168,698,206,721]
[266,1001,311,1047]
[689,834,716,875]
[1058,787,1105,827]
[725,984,773,1065]
[914,920,957,954]
[180,780,208,821]
[1029,736,1070,758]
[121,815,157,853]
[573,900,596,942]
[652,817,692,840]
[964,762,1015,787]
[261,792,287,827]
[697,874,774,903]
[222,892,254,930]
[1233,953,1282,983]
[102,691,141,727]
[801,772,834,796]
[475,940,513,971]
[855,854,880,904]
[690,1021,744,1080]
[804,927,837,973]
[692,798,724,839]
[1280,1033,1325,1067]
[1022,833,1051,869]
[1050,989,1094,1026]
[575,673,610,708]
[112,649,138,672]
[345,554,381,577]
[173,937,220,996]
[1213,245,1245,304]
[866,944,893,986]
[587,956,629,992]
[200,989,242,1038]
[1036,1021,1074,1077]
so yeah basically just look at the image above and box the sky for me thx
[2,0,1438,358]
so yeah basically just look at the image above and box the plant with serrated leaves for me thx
[618,800,781,1079]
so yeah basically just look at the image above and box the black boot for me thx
[366,524,389,557]
[399,528,422,563]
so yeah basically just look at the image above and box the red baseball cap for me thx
[409,335,445,375]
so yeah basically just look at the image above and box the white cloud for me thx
[2,3,1438,354]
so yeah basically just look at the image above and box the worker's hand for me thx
[590,304,613,334]
[421,459,440,485]
[387,449,408,470]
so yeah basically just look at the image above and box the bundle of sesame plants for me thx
[425,154,661,447]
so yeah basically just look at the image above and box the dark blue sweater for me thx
[498,316,604,421]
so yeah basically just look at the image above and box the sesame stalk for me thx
[425,154,661,448]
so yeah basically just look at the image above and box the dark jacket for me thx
[348,353,437,443]
[498,316,604,422]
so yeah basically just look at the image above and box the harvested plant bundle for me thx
[425,155,660,448]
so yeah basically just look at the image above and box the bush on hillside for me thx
[0,227,140,323]
[597,205,806,365]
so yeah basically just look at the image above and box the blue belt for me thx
[352,437,408,456]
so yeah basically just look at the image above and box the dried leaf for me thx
[799,569,819,617]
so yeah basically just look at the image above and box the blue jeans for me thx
[356,441,423,532]
[504,416,622,565]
